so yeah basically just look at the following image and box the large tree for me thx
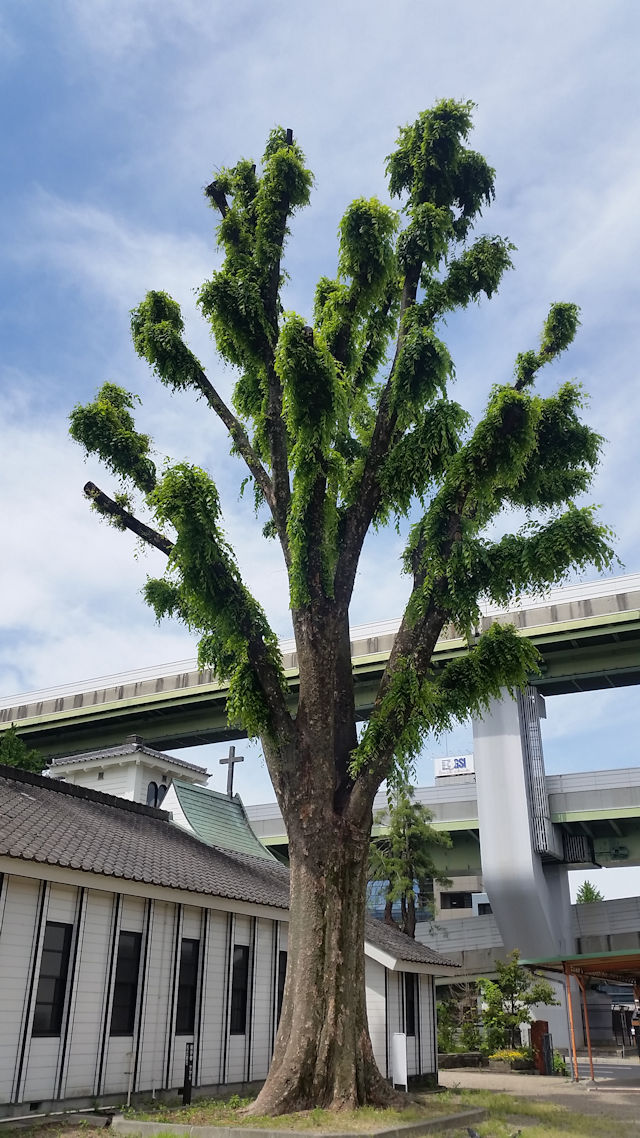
[0,726,46,772]
[69,101,613,1113]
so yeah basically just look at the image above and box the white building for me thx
[0,763,457,1118]
[47,735,209,806]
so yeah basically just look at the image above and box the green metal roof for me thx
[172,780,275,861]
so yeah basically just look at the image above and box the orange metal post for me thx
[577,975,595,1080]
[564,961,580,1081]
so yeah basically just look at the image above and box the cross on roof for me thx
[219,745,244,797]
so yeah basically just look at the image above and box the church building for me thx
[0,759,457,1117]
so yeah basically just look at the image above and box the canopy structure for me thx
[522,949,640,1081]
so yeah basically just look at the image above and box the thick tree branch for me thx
[191,364,283,533]
[334,309,417,607]
[265,365,292,535]
[83,482,173,556]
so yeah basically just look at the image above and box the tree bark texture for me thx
[250,812,394,1114]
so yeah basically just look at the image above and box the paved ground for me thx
[439,1056,640,1124]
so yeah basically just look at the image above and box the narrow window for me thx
[176,938,200,1034]
[404,972,416,1037]
[110,931,142,1035]
[146,782,158,806]
[230,944,250,1035]
[276,949,287,1025]
[32,922,72,1037]
[157,784,168,805]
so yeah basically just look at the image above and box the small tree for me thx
[436,982,482,1052]
[369,786,452,937]
[0,726,46,773]
[436,998,458,1053]
[576,879,604,903]
[479,950,559,1051]
[69,100,614,1113]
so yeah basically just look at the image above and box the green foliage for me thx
[337,197,398,304]
[0,726,46,773]
[70,383,156,493]
[516,302,581,387]
[576,879,604,903]
[479,950,559,1051]
[369,785,452,936]
[145,463,286,737]
[459,1017,482,1051]
[70,100,614,806]
[436,999,458,1053]
[131,291,205,395]
[352,623,541,782]
[553,1050,568,1075]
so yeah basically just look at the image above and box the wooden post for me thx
[577,975,595,1080]
[564,962,579,1081]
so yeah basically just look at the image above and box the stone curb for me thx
[112,1107,487,1138]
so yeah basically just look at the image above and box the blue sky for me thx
[1,0,639,825]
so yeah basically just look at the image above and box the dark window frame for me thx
[230,944,250,1035]
[175,938,200,1035]
[32,922,73,1037]
[276,949,287,1026]
[110,930,142,1036]
[146,781,158,806]
[404,972,417,1037]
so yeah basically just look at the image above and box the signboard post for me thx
[182,1041,194,1105]
[391,1032,408,1090]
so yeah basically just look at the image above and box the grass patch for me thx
[120,1096,455,1130]
[439,1087,640,1136]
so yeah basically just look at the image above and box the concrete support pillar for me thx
[473,688,574,960]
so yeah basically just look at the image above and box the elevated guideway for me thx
[2,573,639,757]
[247,767,640,873]
[418,894,640,978]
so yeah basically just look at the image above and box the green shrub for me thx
[553,1051,568,1076]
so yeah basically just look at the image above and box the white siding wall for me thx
[365,958,387,1076]
[74,767,137,800]
[46,884,77,924]
[0,868,441,1109]
[226,916,252,1084]
[102,896,146,1094]
[137,900,176,1094]
[166,904,205,1087]
[22,884,82,1103]
[21,1026,60,1102]
[418,975,436,1076]
[198,910,229,1086]
[0,876,43,1104]
[63,890,113,1098]
[182,906,201,939]
[249,919,275,1081]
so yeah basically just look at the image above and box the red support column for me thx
[564,962,579,1082]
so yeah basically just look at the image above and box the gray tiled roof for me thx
[49,739,209,776]
[0,765,457,970]
[364,916,458,968]
[0,765,288,908]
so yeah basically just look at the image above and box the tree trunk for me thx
[249,814,395,1114]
